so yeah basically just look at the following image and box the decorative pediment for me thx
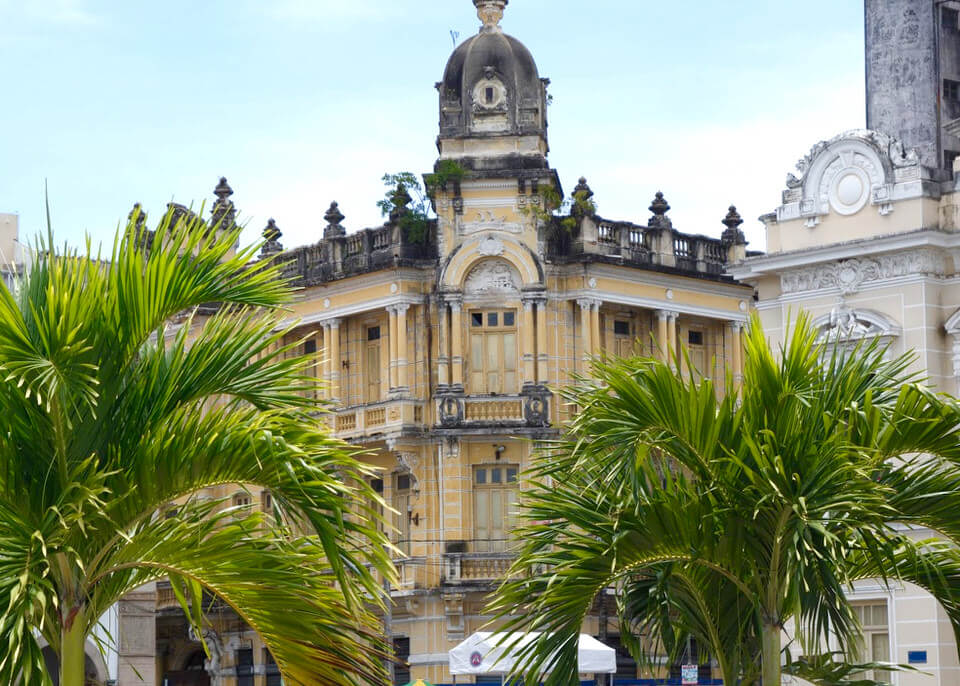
[779,129,923,225]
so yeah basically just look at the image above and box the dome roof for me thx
[441,31,541,102]
[437,1,548,147]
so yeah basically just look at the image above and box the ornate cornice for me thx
[780,248,948,295]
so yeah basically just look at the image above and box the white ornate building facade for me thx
[731,2,960,679]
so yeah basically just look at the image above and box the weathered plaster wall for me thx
[866,0,939,169]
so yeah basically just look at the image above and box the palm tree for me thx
[0,208,395,686]
[488,315,960,686]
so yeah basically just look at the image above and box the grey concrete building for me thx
[866,0,960,172]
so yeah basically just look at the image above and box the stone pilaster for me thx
[117,583,157,686]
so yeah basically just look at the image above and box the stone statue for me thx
[827,304,870,339]
[189,625,223,685]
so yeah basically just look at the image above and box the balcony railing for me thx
[444,552,515,584]
[393,556,427,591]
[464,398,524,422]
[332,399,426,438]
[437,390,550,429]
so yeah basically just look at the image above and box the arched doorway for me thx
[40,645,103,686]
[163,650,211,686]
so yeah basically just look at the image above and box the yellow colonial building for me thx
[141,2,754,685]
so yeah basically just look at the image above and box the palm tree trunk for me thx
[60,608,87,686]
[761,622,781,686]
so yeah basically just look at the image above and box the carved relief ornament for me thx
[477,235,505,257]
[460,210,522,235]
[464,258,522,295]
[780,248,946,296]
[781,130,922,223]
[815,304,899,343]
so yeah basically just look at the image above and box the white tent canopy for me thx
[449,631,616,676]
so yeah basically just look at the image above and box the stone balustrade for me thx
[443,552,515,584]
[332,399,426,439]
[571,214,737,275]
[263,194,745,287]
[463,398,524,422]
[275,223,437,287]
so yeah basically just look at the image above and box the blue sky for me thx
[0,0,865,253]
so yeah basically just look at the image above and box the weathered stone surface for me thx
[866,0,938,169]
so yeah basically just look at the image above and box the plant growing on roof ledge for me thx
[522,176,598,252]
[377,161,465,246]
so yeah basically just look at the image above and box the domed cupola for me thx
[437,0,550,171]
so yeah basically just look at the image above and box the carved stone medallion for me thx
[477,235,505,257]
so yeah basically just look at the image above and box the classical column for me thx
[655,310,670,361]
[448,295,464,390]
[388,306,399,391]
[577,299,594,366]
[521,298,536,387]
[535,297,548,384]
[320,324,330,401]
[730,321,744,386]
[590,301,602,355]
[437,299,450,389]
[668,312,679,362]
[396,304,411,393]
[327,318,342,403]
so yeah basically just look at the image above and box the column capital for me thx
[526,294,549,307]
[728,320,745,333]
[577,297,601,310]
[521,289,548,304]
[388,303,411,316]
[442,292,464,308]
[322,317,343,329]
[655,309,679,322]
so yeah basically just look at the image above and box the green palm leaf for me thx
[489,313,960,686]
[0,207,394,686]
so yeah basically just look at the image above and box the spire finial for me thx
[721,205,747,246]
[324,201,346,238]
[474,0,507,31]
[260,218,283,257]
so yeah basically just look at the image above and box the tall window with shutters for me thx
[851,602,890,683]
[469,310,518,394]
[365,325,382,402]
[613,319,635,357]
[369,478,385,534]
[284,331,319,398]
[473,465,519,552]
[392,473,412,556]
[687,328,706,376]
